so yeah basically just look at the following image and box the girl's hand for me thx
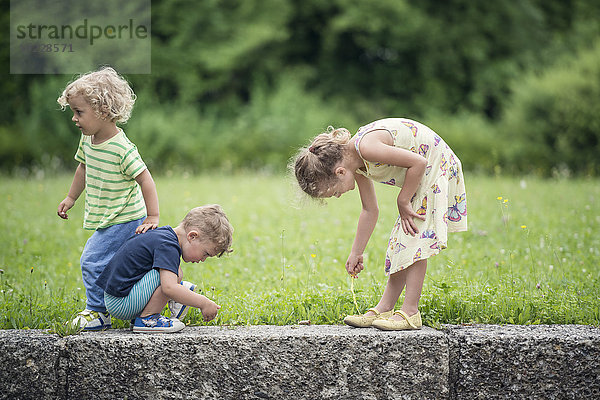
[397,199,425,236]
[346,253,365,276]
[57,197,76,219]
[136,215,159,234]
[200,299,221,322]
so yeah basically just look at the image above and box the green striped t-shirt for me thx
[74,129,147,230]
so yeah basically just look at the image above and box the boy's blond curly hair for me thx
[181,205,234,257]
[57,66,136,124]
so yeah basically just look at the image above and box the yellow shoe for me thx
[371,310,422,331]
[343,308,393,328]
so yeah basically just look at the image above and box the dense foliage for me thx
[1,0,599,175]
[501,42,600,176]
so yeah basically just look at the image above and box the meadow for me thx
[0,173,598,331]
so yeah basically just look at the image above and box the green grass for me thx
[0,173,599,330]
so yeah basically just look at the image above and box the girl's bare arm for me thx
[346,173,379,276]
[358,130,427,235]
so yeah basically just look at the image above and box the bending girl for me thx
[293,118,467,330]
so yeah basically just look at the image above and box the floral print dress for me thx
[354,118,468,275]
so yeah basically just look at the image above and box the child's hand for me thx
[346,253,365,276]
[136,215,159,234]
[200,299,221,322]
[57,197,75,220]
[397,200,425,236]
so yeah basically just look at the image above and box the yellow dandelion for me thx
[521,225,527,229]
[497,196,503,200]
[503,199,508,204]
[311,254,316,258]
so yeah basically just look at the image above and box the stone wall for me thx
[0,324,598,399]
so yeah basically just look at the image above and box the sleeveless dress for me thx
[354,118,468,275]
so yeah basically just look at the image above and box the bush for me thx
[423,112,499,174]
[500,41,600,176]
[216,71,356,171]
[0,77,78,173]
[126,71,352,173]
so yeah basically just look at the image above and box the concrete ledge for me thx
[446,325,600,399]
[0,325,598,399]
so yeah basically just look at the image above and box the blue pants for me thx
[80,218,144,312]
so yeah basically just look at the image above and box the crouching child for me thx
[96,205,233,333]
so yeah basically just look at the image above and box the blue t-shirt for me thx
[97,226,182,297]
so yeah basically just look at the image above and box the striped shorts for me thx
[104,269,160,320]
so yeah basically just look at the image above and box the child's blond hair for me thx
[292,126,352,198]
[57,66,136,124]
[181,205,233,257]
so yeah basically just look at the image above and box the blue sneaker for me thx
[133,314,185,333]
[168,281,196,320]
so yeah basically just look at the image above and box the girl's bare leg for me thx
[369,268,408,314]
[362,259,427,317]
[390,259,427,320]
